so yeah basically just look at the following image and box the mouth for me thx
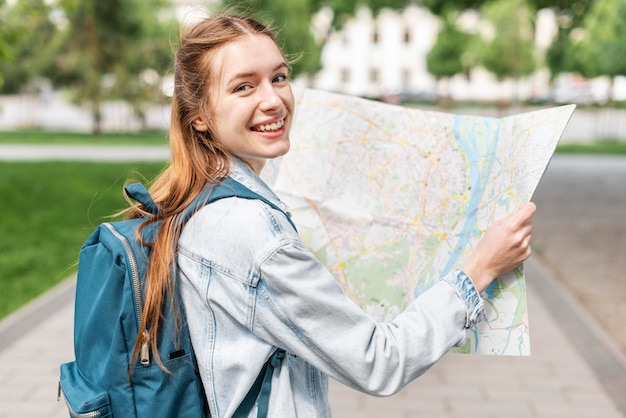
[251,118,286,133]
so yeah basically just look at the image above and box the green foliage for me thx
[541,0,594,77]
[567,0,626,80]
[477,0,536,81]
[49,0,178,133]
[0,0,59,93]
[220,0,322,76]
[427,17,472,80]
[0,161,165,319]
[421,0,484,15]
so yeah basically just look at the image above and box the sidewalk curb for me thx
[0,275,76,352]
[527,257,626,415]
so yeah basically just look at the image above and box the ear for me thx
[193,118,208,132]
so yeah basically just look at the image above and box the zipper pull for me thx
[57,381,62,402]
[140,330,151,365]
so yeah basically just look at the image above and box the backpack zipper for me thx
[140,329,151,365]
[58,381,102,418]
[103,223,150,365]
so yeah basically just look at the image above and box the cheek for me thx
[284,90,295,113]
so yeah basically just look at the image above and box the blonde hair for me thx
[125,13,282,372]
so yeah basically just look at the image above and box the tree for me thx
[421,0,484,16]
[107,1,178,129]
[0,0,59,94]
[527,0,594,79]
[426,14,473,103]
[476,0,536,102]
[220,0,322,77]
[49,0,176,134]
[566,0,626,102]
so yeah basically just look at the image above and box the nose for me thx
[258,82,282,111]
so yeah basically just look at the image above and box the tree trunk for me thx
[92,101,102,135]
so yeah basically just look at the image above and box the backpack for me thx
[58,178,294,418]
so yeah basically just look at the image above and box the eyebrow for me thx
[226,62,288,84]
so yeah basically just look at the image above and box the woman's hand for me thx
[462,203,536,293]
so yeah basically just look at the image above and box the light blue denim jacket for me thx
[178,158,484,418]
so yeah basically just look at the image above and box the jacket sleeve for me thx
[252,236,483,396]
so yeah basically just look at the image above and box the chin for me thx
[269,139,290,158]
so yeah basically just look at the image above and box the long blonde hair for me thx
[125,13,282,372]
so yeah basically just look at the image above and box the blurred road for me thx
[532,155,626,355]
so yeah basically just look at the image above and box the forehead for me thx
[212,34,285,83]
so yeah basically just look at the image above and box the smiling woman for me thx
[67,12,537,418]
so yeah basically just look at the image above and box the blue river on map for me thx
[414,115,501,300]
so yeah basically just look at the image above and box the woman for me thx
[128,13,535,417]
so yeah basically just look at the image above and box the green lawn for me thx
[0,130,168,145]
[0,161,164,319]
[556,141,626,154]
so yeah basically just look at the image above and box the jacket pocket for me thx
[59,362,112,418]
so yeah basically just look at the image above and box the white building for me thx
[312,6,439,99]
[311,5,557,102]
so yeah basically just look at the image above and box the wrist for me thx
[461,259,495,294]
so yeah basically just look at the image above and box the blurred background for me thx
[0,0,625,137]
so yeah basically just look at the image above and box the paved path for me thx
[1,150,625,417]
[0,144,170,161]
[1,259,623,417]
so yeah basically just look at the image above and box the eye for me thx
[235,84,252,92]
[273,74,288,83]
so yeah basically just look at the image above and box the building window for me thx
[369,68,379,83]
[404,27,411,44]
[401,69,411,89]
[372,27,379,44]
[340,68,350,83]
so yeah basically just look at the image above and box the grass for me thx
[555,141,626,155]
[0,161,165,319]
[0,130,168,145]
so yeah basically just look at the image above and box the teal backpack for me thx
[59,178,293,418]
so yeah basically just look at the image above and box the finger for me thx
[512,202,536,225]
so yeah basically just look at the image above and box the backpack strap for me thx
[124,178,291,418]
[233,349,286,418]
[124,183,159,215]
[183,177,298,231]
[125,178,297,232]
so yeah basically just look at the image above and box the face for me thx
[198,34,295,175]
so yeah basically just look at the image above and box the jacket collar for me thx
[228,157,290,214]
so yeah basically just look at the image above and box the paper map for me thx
[264,87,575,355]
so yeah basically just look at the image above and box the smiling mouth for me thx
[252,118,285,133]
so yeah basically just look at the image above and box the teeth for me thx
[257,119,284,132]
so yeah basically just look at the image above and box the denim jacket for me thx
[178,158,484,418]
